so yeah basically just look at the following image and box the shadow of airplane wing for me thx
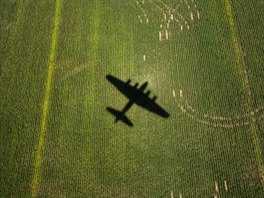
[137,98,170,118]
[106,74,131,99]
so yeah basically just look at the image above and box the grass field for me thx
[1,0,264,197]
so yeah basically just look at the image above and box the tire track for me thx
[224,0,264,183]
[31,0,63,197]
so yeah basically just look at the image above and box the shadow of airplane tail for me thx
[107,107,133,127]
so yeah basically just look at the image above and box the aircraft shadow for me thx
[106,74,170,127]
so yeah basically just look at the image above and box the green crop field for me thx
[1,0,264,197]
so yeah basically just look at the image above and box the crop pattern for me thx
[0,0,264,197]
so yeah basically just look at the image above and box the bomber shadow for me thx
[106,74,170,127]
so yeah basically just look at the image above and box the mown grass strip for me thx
[31,0,63,197]
[224,0,264,183]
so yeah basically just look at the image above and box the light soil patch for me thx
[61,64,89,81]
[131,0,200,42]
